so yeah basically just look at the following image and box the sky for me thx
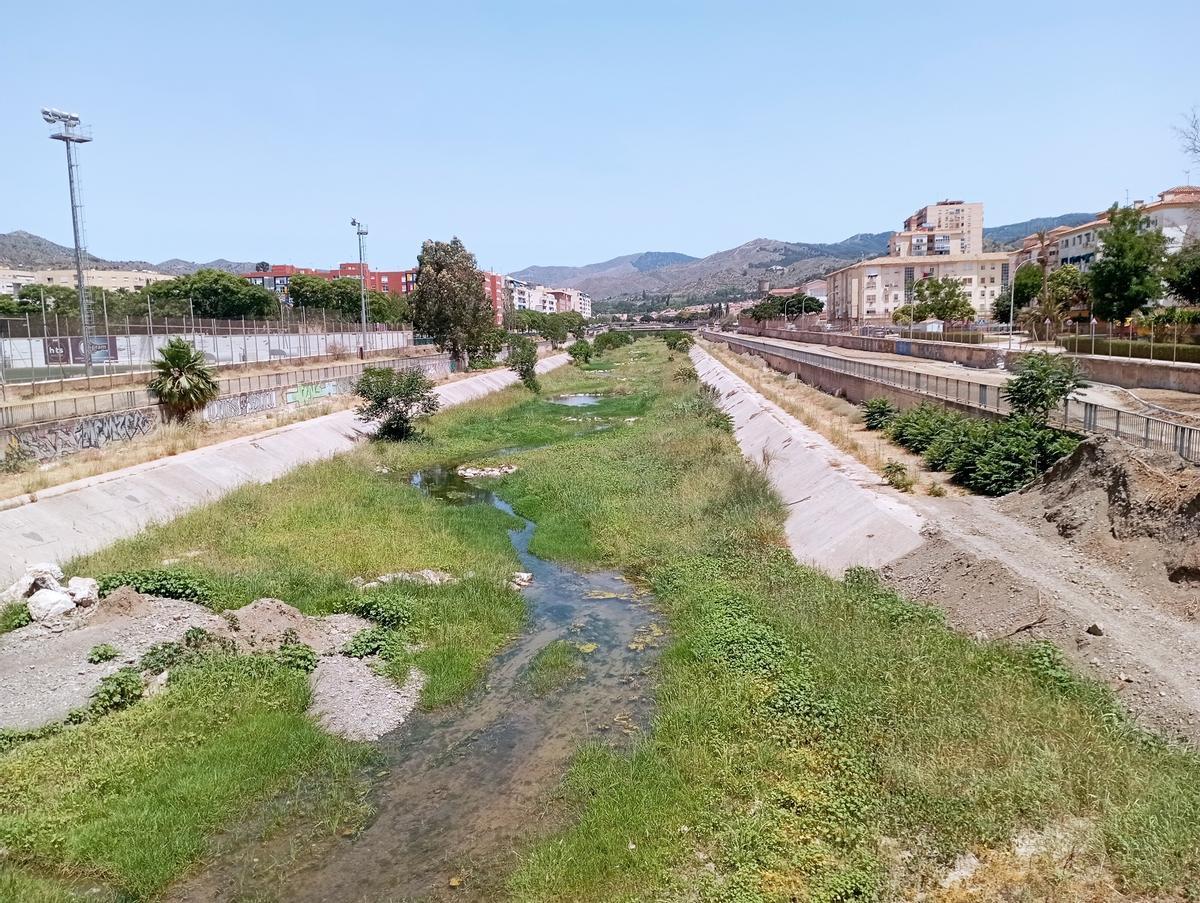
[2,0,1198,274]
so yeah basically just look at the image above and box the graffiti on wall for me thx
[285,378,352,406]
[202,389,279,423]
[13,408,158,462]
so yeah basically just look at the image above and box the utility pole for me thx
[351,219,369,357]
[42,107,95,375]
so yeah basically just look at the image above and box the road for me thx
[720,329,1200,420]
[0,355,569,584]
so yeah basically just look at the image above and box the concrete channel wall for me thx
[1068,354,1200,393]
[0,354,571,584]
[738,320,1004,369]
[2,352,453,463]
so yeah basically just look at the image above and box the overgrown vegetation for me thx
[525,640,586,696]
[567,338,592,365]
[87,643,120,664]
[507,333,541,393]
[1,602,32,634]
[353,366,441,441]
[592,330,634,355]
[95,568,223,607]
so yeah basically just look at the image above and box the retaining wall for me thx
[738,320,1004,369]
[1066,355,1200,394]
[3,353,452,463]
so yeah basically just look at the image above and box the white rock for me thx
[66,576,100,608]
[143,670,170,698]
[0,562,66,604]
[26,588,76,621]
[508,572,534,590]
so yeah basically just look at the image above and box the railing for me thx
[705,331,1200,463]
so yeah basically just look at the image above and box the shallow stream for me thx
[174,462,660,902]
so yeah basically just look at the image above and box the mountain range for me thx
[510,214,1097,301]
[0,231,255,277]
[3,212,1098,300]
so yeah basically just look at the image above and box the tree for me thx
[567,339,592,365]
[287,274,333,310]
[1178,107,1200,165]
[353,367,440,441]
[1017,294,1068,342]
[148,338,220,420]
[1002,353,1084,424]
[1165,241,1200,305]
[1047,263,1090,311]
[254,261,271,272]
[992,265,1043,322]
[17,283,77,310]
[538,313,570,345]
[506,333,540,392]
[1088,204,1169,321]
[411,237,495,366]
[913,276,975,322]
[146,269,275,319]
[782,292,824,315]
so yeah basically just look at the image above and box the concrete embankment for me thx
[0,356,569,584]
[690,346,925,574]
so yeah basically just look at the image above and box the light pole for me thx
[1007,259,1040,351]
[905,275,933,341]
[351,219,368,357]
[42,107,95,375]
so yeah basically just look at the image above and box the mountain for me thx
[0,231,255,276]
[513,214,1099,300]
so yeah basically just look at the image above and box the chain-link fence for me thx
[707,331,1200,463]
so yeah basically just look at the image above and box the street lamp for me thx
[1007,258,1041,351]
[351,219,368,357]
[42,107,95,375]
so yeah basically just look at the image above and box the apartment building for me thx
[888,200,983,257]
[505,278,591,317]
[481,270,507,325]
[828,200,1005,324]
[0,268,36,296]
[827,254,1010,324]
[32,268,173,292]
[243,263,418,297]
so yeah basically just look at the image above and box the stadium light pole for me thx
[42,107,95,375]
[351,219,368,357]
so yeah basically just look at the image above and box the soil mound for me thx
[217,599,368,655]
[1003,437,1200,590]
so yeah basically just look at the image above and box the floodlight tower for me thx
[42,107,95,374]
[351,218,368,356]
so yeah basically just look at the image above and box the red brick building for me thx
[243,263,417,298]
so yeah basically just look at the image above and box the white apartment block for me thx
[32,268,174,292]
[888,200,983,257]
[0,268,36,296]
[506,278,592,317]
[827,254,1010,324]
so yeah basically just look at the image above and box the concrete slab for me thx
[0,356,568,583]
[691,346,925,574]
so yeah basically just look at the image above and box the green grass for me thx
[0,655,367,899]
[496,341,1200,899]
[526,640,586,696]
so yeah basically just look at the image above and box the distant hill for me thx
[514,213,1100,300]
[0,231,255,276]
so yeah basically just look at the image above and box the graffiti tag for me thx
[15,408,158,462]
[202,389,279,423]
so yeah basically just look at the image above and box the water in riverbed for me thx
[173,465,660,902]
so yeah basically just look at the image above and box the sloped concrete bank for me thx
[690,346,925,573]
[0,355,570,584]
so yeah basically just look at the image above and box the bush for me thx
[87,644,120,664]
[885,403,959,453]
[96,568,222,607]
[274,642,318,673]
[567,339,592,365]
[1059,336,1200,364]
[593,331,634,355]
[83,667,144,719]
[1,437,34,475]
[139,642,187,674]
[353,367,441,442]
[1,603,31,635]
[882,460,914,492]
[345,591,415,630]
[861,398,898,431]
[661,331,695,352]
[343,626,390,658]
[506,333,541,393]
[1003,352,1085,424]
[673,364,699,382]
[673,385,733,432]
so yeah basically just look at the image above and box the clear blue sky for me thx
[3,0,1197,273]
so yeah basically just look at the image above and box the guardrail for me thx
[705,331,1200,463]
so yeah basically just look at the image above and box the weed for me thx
[926,481,946,497]
[526,640,585,695]
[861,397,898,431]
[672,364,699,382]
[342,626,390,658]
[79,667,144,719]
[87,643,120,664]
[274,642,318,673]
[882,459,914,492]
[1,602,32,634]
[96,568,222,607]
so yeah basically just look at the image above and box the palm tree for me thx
[149,338,220,419]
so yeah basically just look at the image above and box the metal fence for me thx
[0,352,451,432]
[706,331,1200,463]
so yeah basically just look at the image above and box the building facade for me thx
[242,263,418,297]
[888,200,983,257]
[0,268,36,296]
[827,254,1010,324]
[505,278,591,318]
[30,268,173,292]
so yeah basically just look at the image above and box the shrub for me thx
[274,642,318,673]
[593,331,634,355]
[882,460,914,492]
[1003,352,1085,424]
[567,339,592,365]
[506,333,541,393]
[673,364,699,382]
[885,403,959,453]
[353,367,441,442]
[148,338,220,420]
[96,568,221,607]
[139,642,187,674]
[84,668,144,718]
[673,385,733,432]
[345,591,415,630]
[1,437,34,475]
[662,331,695,352]
[87,644,120,664]
[343,626,390,658]
[1059,335,1200,364]
[1,603,32,635]
[861,398,898,431]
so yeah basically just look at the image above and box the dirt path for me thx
[696,348,1200,745]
